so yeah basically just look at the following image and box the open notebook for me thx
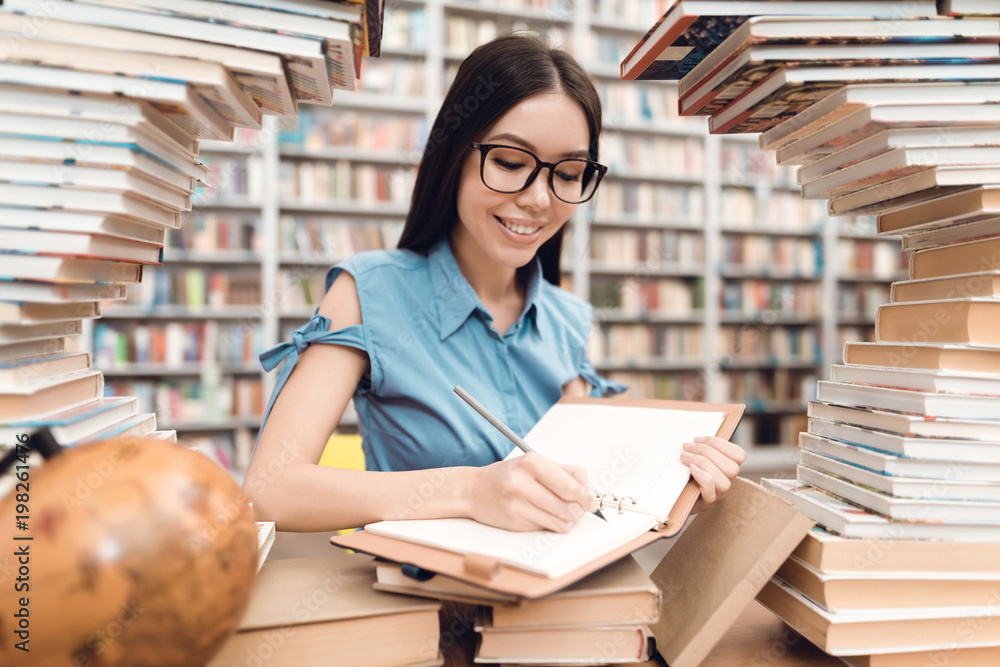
[334,396,744,597]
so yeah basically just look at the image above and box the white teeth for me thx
[500,218,539,235]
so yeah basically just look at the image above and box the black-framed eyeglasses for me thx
[470,142,607,204]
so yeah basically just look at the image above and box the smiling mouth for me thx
[497,216,541,236]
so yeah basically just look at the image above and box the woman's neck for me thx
[448,233,523,307]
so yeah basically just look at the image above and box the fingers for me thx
[681,436,744,480]
[681,436,745,508]
[507,455,594,532]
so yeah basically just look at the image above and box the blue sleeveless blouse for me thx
[257,239,626,472]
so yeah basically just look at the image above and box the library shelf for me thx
[837,316,879,327]
[742,401,811,415]
[602,120,706,137]
[191,198,262,211]
[589,262,706,278]
[718,359,821,371]
[85,0,903,470]
[324,94,428,113]
[839,272,911,283]
[595,359,708,372]
[278,201,410,216]
[100,306,263,320]
[605,169,705,186]
[719,315,821,327]
[162,250,263,265]
[440,0,572,24]
[101,364,262,377]
[278,146,415,164]
[591,217,703,231]
[160,418,263,432]
[595,313,707,326]
[720,225,822,238]
[719,267,822,281]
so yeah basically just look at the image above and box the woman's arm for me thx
[243,272,594,533]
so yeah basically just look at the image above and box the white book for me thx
[902,218,1000,251]
[0,10,294,117]
[808,399,1000,441]
[1,229,162,265]
[798,465,1000,524]
[0,113,206,184]
[798,126,1000,184]
[800,432,1000,483]
[0,84,198,158]
[1,133,197,194]
[808,416,1000,463]
[0,302,101,325]
[816,379,1000,420]
[0,320,83,345]
[366,402,728,578]
[0,182,180,229]
[827,167,1000,217]
[0,20,261,130]
[708,62,1000,135]
[91,0,358,92]
[0,281,127,305]
[762,478,1000,542]
[0,396,138,446]
[0,254,143,284]
[4,0,332,105]
[800,449,1000,502]
[0,338,67,364]
[779,106,1000,167]
[0,61,230,142]
[760,81,1000,152]
[0,352,91,385]
[0,159,191,212]
[0,210,166,246]
[801,147,1000,199]
[77,412,157,443]
[759,575,1000,655]
[829,363,1000,397]
[681,41,996,117]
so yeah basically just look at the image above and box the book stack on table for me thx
[624,0,1000,663]
[375,556,660,665]
[0,0,381,478]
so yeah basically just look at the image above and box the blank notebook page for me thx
[520,403,726,516]
[364,403,726,578]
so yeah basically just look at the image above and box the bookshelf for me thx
[90,0,903,474]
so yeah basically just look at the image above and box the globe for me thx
[0,436,258,667]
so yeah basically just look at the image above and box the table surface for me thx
[442,598,846,667]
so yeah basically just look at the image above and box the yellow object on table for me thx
[319,433,364,536]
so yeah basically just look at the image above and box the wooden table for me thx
[443,599,845,666]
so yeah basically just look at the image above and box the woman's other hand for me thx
[469,452,597,532]
[681,436,746,513]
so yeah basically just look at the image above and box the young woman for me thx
[244,34,745,533]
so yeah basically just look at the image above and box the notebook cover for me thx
[650,477,814,667]
[332,397,744,599]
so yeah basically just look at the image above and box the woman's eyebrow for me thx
[485,132,590,159]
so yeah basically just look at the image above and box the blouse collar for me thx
[428,238,543,341]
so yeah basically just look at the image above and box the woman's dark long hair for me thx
[396,33,602,286]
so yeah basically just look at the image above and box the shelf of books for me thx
[620,1,1000,664]
[2,0,912,483]
[11,0,893,477]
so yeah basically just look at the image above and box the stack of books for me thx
[373,555,661,665]
[208,552,444,667]
[0,0,381,467]
[623,0,1000,662]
